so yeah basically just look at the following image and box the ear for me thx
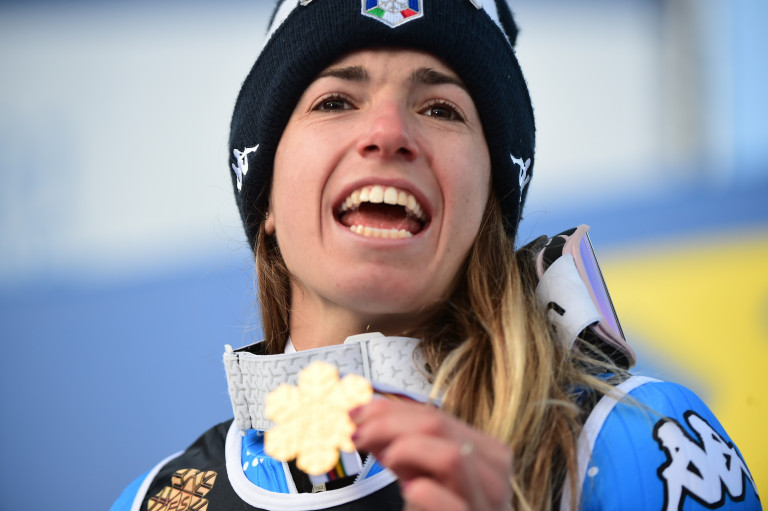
[264,205,275,235]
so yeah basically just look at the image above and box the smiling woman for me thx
[111,1,760,510]
[265,49,491,347]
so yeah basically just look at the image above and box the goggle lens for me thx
[578,233,624,339]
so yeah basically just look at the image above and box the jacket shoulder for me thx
[570,376,761,510]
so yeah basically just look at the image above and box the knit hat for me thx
[229,0,535,248]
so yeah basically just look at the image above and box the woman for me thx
[113,1,760,510]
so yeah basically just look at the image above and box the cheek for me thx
[452,145,491,220]
[269,137,327,265]
[271,137,311,225]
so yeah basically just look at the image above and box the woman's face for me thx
[267,48,491,334]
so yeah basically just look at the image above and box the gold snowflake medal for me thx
[264,360,373,476]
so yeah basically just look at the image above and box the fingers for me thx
[386,434,510,510]
[351,399,451,454]
[350,399,512,511]
[351,399,510,472]
[400,477,468,511]
[378,434,494,481]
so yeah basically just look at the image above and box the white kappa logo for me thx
[231,144,259,192]
[510,154,531,203]
[654,410,757,510]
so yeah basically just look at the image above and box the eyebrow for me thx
[409,67,468,93]
[316,65,369,82]
[314,65,468,93]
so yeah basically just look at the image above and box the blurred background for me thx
[1,0,765,508]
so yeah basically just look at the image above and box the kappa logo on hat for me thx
[362,0,423,28]
[232,144,259,192]
[511,154,532,203]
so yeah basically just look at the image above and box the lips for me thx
[337,185,428,238]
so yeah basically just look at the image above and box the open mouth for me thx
[337,185,428,239]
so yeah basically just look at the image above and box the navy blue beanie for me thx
[229,0,535,248]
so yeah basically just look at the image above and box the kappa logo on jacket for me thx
[654,410,758,510]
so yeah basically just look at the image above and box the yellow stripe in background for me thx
[601,228,768,497]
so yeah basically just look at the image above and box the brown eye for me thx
[314,95,354,112]
[422,100,464,122]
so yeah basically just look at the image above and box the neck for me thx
[287,284,426,351]
[288,307,372,351]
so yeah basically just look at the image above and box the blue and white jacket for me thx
[112,336,761,511]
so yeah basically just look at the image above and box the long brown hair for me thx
[253,194,624,510]
[416,194,581,509]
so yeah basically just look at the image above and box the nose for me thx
[356,101,419,161]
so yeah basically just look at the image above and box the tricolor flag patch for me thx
[362,0,423,28]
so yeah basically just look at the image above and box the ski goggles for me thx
[534,224,635,368]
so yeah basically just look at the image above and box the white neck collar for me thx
[224,333,432,431]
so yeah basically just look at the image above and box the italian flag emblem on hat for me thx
[363,0,423,28]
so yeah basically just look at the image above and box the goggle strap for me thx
[535,253,603,350]
[533,225,637,369]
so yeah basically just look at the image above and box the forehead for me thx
[314,48,464,86]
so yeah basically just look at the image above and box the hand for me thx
[350,399,512,511]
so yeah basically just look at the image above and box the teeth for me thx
[406,194,415,210]
[369,186,383,203]
[383,186,398,204]
[339,185,426,220]
[349,225,414,239]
